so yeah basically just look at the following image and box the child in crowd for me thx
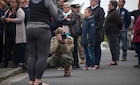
[81,8,96,70]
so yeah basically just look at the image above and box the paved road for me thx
[1,49,140,85]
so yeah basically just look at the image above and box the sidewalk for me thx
[0,67,23,82]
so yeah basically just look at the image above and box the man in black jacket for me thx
[89,0,105,69]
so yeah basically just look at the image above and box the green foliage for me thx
[104,35,108,42]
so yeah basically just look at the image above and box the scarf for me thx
[63,9,72,18]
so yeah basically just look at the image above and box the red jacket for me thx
[133,15,140,42]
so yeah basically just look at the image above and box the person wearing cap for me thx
[72,4,85,64]
[117,0,131,61]
[47,27,74,77]
[104,0,123,66]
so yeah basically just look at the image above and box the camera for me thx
[61,33,66,39]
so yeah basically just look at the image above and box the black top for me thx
[5,8,18,34]
[130,10,140,24]
[104,9,123,34]
[29,0,51,25]
[0,9,4,31]
[90,6,105,42]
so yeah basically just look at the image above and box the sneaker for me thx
[57,67,64,70]
[122,58,127,61]
[135,55,138,57]
[82,66,88,70]
[93,65,99,70]
[133,65,140,68]
[80,59,85,64]
[87,67,94,70]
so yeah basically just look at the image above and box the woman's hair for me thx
[63,2,71,7]
[85,7,93,15]
[110,0,118,9]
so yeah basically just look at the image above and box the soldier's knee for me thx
[60,54,74,67]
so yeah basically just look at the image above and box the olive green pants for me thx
[47,53,74,68]
[78,36,85,60]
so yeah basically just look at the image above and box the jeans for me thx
[94,41,101,65]
[83,45,95,67]
[134,42,140,65]
[118,29,127,59]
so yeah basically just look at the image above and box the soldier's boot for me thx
[64,65,71,77]
[80,59,85,64]
[78,47,85,64]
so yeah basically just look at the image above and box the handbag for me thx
[69,13,82,35]
[71,22,82,35]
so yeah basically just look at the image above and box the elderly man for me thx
[47,27,74,77]
[72,4,85,64]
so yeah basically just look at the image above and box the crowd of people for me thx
[0,0,140,85]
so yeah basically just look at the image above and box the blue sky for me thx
[71,0,138,15]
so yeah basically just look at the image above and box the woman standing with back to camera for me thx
[26,0,58,85]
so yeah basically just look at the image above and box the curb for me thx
[0,67,23,82]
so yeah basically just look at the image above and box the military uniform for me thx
[47,34,74,68]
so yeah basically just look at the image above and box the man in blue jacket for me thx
[118,0,131,61]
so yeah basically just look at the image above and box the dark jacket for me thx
[57,9,77,35]
[133,15,140,42]
[118,7,131,29]
[22,6,30,26]
[90,6,105,42]
[104,9,123,34]
[57,9,77,26]
[0,9,4,31]
[130,10,140,24]
[81,16,96,45]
